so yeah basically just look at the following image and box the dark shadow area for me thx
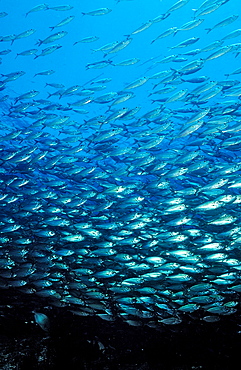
[0,289,240,369]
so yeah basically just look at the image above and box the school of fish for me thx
[0,0,241,327]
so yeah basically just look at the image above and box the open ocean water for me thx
[0,0,241,369]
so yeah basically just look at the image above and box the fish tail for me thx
[170,67,177,73]
[205,28,212,34]
[192,9,198,17]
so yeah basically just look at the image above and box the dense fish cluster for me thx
[1,0,241,327]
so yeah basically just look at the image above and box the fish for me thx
[34,69,55,77]
[1,70,25,82]
[151,27,177,43]
[124,77,148,89]
[165,89,188,103]
[11,29,36,44]
[204,45,234,61]
[169,37,200,49]
[25,4,49,17]
[86,60,113,69]
[0,34,17,43]
[1,0,241,332]
[0,49,11,55]
[206,14,239,33]
[104,38,133,57]
[108,93,134,107]
[82,8,112,16]
[91,41,119,53]
[113,58,140,66]
[14,90,39,102]
[165,0,190,15]
[175,59,204,74]
[74,36,99,45]
[49,15,75,31]
[221,28,241,41]
[174,19,204,35]
[125,20,153,37]
[34,44,62,59]
[194,1,228,17]
[33,312,50,331]
[47,5,74,12]
[0,12,8,18]
[36,31,68,46]
[181,76,210,83]
[15,49,38,58]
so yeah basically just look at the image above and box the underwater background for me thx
[1,0,241,368]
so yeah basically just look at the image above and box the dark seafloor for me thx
[1,289,241,369]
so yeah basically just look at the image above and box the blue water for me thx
[1,0,240,118]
